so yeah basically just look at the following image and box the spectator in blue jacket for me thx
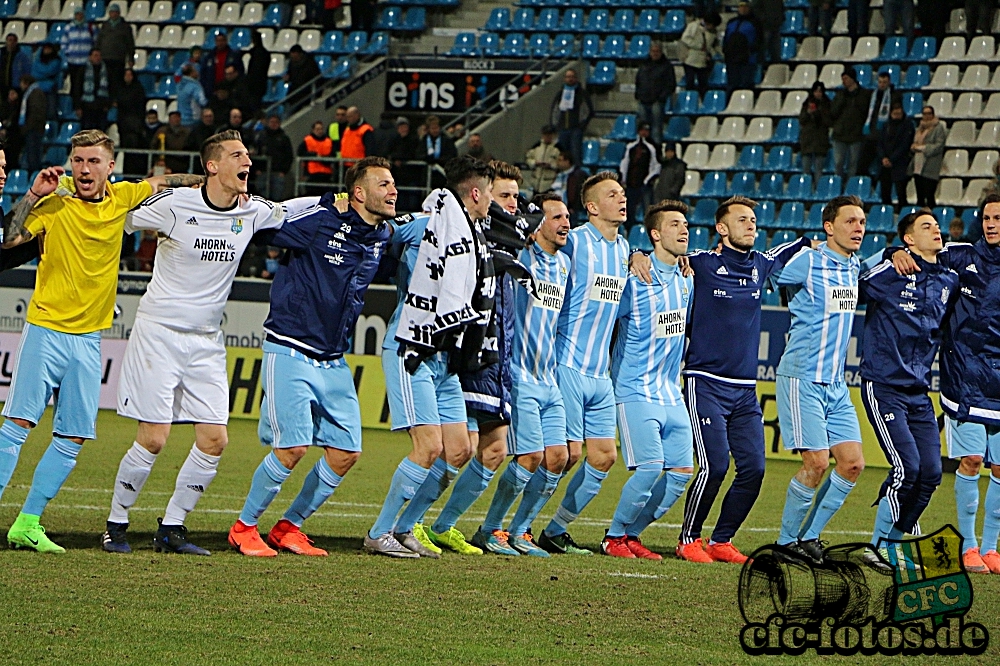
[176,64,208,127]
[722,1,761,96]
[31,42,63,120]
[61,6,95,105]
[200,33,244,98]
[877,103,915,206]
[0,34,31,117]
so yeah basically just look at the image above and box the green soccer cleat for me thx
[427,526,483,555]
[7,513,65,554]
[537,530,593,555]
[412,523,442,555]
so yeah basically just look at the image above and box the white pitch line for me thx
[608,572,662,579]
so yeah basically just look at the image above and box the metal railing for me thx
[292,156,433,200]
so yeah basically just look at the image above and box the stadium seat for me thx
[960,65,990,90]
[84,0,105,21]
[780,36,797,60]
[610,9,634,32]
[877,36,907,61]
[766,145,793,171]
[757,173,784,199]
[859,234,887,260]
[688,227,711,251]
[156,24,183,48]
[216,1,240,24]
[262,80,288,103]
[327,57,352,81]
[690,198,718,226]
[144,49,169,73]
[896,206,921,225]
[551,33,575,57]
[768,118,799,144]
[708,62,726,87]
[782,9,806,34]
[499,33,527,57]
[854,64,873,88]
[627,224,653,252]
[674,90,700,115]
[866,205,895,233]
[824,36,852,60]
[297,28,321,53]
[706,143,736,170]
[260,3,289,27]
[903,65,929,90]
[975,121,1000,147]
[560,8,583,32]
[722,89,753,115]
[675,170,699,196]
[735,144,764,171]
[784,64,816,89]
[927,92,954,118]
[43,146,69,166]
[699,90,726,114]
[878,64,901,88]
[536,8,559,32]
[794,35,823,60]
[57,94,74,119]
[582,139,601,166]
[962,207,980,232]
[661,9,685,35]
[778,90,807,116]
[805,204,824,230]
[818,63,844,89]
[485,7,511,32]
[376,6,403,30]
[814,175,842,201]
[320,30,344,53]
[192,1,217,24]
[699,171,727,197]
[606,114,636,141]
[599,34,626,58]
[967,150,998,177]
[363,31,389,55]
[946,120,977,147]
[5,169,27,196]
[906,37,935,62]
[786,174,812,200]
[625,35,649,59]
[688,117,718,141]
[20,20,46,43]
[344,31,368,54]
[583,9,608,33]
[900,92,924,119]
[448,32,477,57]
[528,33,550,57]
[201,26,226,49]
[581,33,600,59]
[599,142,625,168]
[266,53,286,77]
[968,36,996,60]
[663,116,691,141]
[932,36,966,62]
[961,179,991,206]
[760,64,789,89]
[44,22,66,44]
[775,202,805,229]
[511,8,534,31]
[182,25,205,49]
[932,207,957,224]
[743,118,772,143]
[729,172,755,197]
[848,36,879,61]
[844,175,875,202]
[635,9,658,33]
[239,2,262,24]
[755,200,776,229]
[953,93,983,118]
[927,65,959,90]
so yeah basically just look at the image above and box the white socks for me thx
[108,442,158,524]
[162,443,220,526]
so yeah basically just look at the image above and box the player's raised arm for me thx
[144,173,206,192]
[1,166,64,247]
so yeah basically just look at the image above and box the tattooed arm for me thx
[145,173,206,192]
[1,166,64,248]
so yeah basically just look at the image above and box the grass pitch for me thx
[0,410,997,665]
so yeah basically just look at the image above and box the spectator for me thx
[255,114,294,199]
[184,108,216,174]
[388,116,421,210]
[653,142,686,202]
[341,105,373,166]
[830,66,871,181]
[135,229,157,271]
[143,108,163,144]
[447,122,466,141]
[634,42,675,145]
[680,12,721,99]
[916,1,948,50]
[949,217,969,243]
[421,114,456,188]
[847,0,868,41]
[877,103,914,206]
[174,46,202,81]
[31,42,62,120]
[723,1,761,96]
[78,49,111,131]
[245,31,270,115]
[620,122,660,226]
[321,0,344,31]
[117,68,147,176]
[752,0,784,63]
[463,133,490,161]
[352,0,376,32]
[808,0,833,40]
[61,6,95,105]
[550,146,586,221]
[18,75,46,172]
[176,64,207,128]
[858,71,902,178]
[298,120,334,194]
[260,247,283,280]
[909,105,947,208]
[285,45,321,108]
[549,68,592,167]
[883,0,914,44]
[327,105,347,155]
[966,0,996,41]
[200,32,244,99]
[693,0,720,19]
[217,107,246,143]
[2,88,23,167]
[0,34,31,118]
[525,124,560,195]
[151,110,191,173]
[798,81,832,189]
[94,3,134,100]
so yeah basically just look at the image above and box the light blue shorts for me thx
[617,401,693,469]
[2,323,101,440]
[383,350,466,431]
[258,343,361,452]
[510,380,566,455]
[945,416,1000,461]
[777,375,861,451]
[557,364,616,442]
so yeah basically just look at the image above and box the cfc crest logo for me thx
[231,218,244,234]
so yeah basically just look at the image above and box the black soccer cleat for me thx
[796,538,826,565]
[102,521,131,554]
[153,518,211,556]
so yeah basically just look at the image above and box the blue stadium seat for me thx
[320,31,344,53]
[599,142,626,168]
[904,64,930,90]
[699,89,726,114]
[610,9,634,32]
[582,139,601,167]
[263,80,289,103]
[345,31,368,54]
[769,118,799,144]
[484,8,510,32]
[663,115,690,140]
[866,205,896,233]
[674,90,700,114]
[328,57,353,81]
[736,144,764,170]
[628,224,653,252]
[766,145,793,170]
[662,9,685,34]
[854,64,873,88]
[57,94,74,120]
[781,10,806,35]
[625,35,650,59]
[933,206,956,224]
[229,27,252,50]
[897,205,920,224]
[757,173,784,199]
[261,3,290,27]
[699,171,727,197]
[402,7,426,31]
[690,198,718,226]
[906,37,935,62]
[55,121,80,145]
[315,54,332,75]
[155,76,176,98]
[786,174,812,201]
[376,6,403,30]
[584,9,609,33]
[901,92,924,117]
[171,1,195,22]
[599,34,626,58]
[589,62,618,87]
[877,36,907,61]
[780,36,797,60]
[551,33,576,57]
[0,0,15,17]
[448,33,478,57]
[46,22,66,44]
[43,146,67,167]
[606,114,636,140]
[581,33,600,59]
[860,233,887,260]
[138,73,156,94]
[528,33,551,57]
[775,201,805,229]
[844,175,875,202]
[85,0,105,22]
[771,230,799,246]
[762,288,782,306]
[537,8,560,31]
[499,33,527,57]
[44,120,58,143]
[813,175,842,200]
[878,64,901,87]
[365,32,390,55]
[5,170,27,196]
[511,8,535,31]
[708,62,726,87]
[560,8,583,32]
[0,194,10,212]
[731,172,756,196]
[756,200,776,228]
[479,32,501,57]
[806,204,824,230]
[635,10,659,33]
[688,227,711,251]
[963,207,980,231]
[145,50,170,73]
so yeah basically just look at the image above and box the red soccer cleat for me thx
[705,540,749,565]
[675,538,715,563]
[601,535,637,558]
[980,549,1000,574]
[964,547,990,574]
[625,536,663,561]
[267,519,328,556]
[228,520,278,557]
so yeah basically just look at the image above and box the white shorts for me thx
[117,317,229,425]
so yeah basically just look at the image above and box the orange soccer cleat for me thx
[675,537,715,563]
[228,520,278,557]
[266,519,329,556]
[625,536,663,561]
[705,541,749,565]
[963,547,990,574]
[601,535,637,558]
[979,549,1000,574]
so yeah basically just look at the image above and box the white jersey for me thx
[125,188,316,333]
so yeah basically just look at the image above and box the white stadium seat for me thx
[3,20,23,42]
[967,36,995,60]
[932,36,966,62]
[989,68,1000,90]
[982,92,1000,117]
[217,1,241,24]
[927,92,954,117]
[961,179,991,206]
[240,2,263,24]
[182,25,205,49]
[706,143,736,169]
[975,121,1000,147]
[22,21,48,44]
[778,90,807,116]
[952,92,983,118]
[935,178,964,206]
[848,36,879,61]
[146,98,167,120]
[960,64,990,90]
[743,117,773,143]
[688,116,718,141]
[794,36,823,60]
[716,117,746,142]
[15,0,40,19]
[158,24,183,49]
[257,27,275,51]
[291,3,308,25]
[37,0,59,19]
[831,9,847,34]
[681,170,701,197]
[132,48,147,71]
[193,1,218,24]
[682,143,710,170]
[783,64,816,89]
[946,120,976,146]
[135,24,160,48]
[940,149,969,177]
[759,64,788,89]
[128,1,151,23]
[752,90,781,115]
[949,9,966,34]
[825,37,852,61]
[723,89,754,115]
[150,0,173,21]
[298,29,321,52]
[818,63,844,89]
[267,53,286,77]
[869,9,885,34]
[927,65,959,90]
[59,0,78,19]
[967,150,998,177]
[272,28,299,52]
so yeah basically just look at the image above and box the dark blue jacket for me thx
[860,252,958,390]
[263,194,390,360]
[460,273,514,421]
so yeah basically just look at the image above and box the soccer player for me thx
[364,157,492,558]
[858,210,957,568]
[477,192,570,557]
[631,196,812,563]
[228,157,393,557]
[775,195,866,564]
[101,129,320,555]
[0,130,202,553]
[888,194,1000,573]
[602,200,693,560]
[536,171,630,556]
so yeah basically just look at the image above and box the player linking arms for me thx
[102,130,319,555]
[0,129,202,553]
[856,210,957,570]
[602,200,693,559]
[228,157,393,557]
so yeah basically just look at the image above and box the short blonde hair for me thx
[70,129,115,157]
[489,160,522,185]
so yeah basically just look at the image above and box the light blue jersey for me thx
[611,257,692,406]
[776,242,861,384]
[513,242,571,386]
[555,223,630,378]
[383,214,430,353]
